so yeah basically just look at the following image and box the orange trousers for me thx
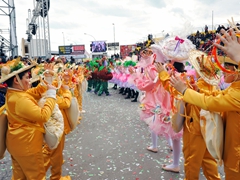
[11,152,46,180]
[183,124,220,180]
[224,165,240,180]
[42,134,65,180]
[77,94,83,122]
[77,94,82,111]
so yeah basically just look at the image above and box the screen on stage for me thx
[91,41,107,52]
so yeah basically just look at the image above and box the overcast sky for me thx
[1,0,240,53]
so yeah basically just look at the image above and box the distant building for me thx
[21,38,49,58]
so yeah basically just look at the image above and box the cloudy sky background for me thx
[1,0,240,54]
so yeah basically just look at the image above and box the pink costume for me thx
[108,68,117,84]
[130,54,182,140]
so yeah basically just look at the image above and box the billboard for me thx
[90,41,107,52]
[107,42,119,51]
[120,44,136,58]
[58,45,85,55]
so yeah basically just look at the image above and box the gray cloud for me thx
[49,21,83,30]
[144,0,166,8]
[170,7,186,17]
[57,0,133,17]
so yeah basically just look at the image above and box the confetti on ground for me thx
[0,85,225,180]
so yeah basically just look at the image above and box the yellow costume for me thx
[43,86,72,180]
[6,84,55,180]
[73,66,86,121]
[159,71,220,179]
[182,79,220,180]
[182,81,240,180]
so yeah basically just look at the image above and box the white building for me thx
[21,38,49,58]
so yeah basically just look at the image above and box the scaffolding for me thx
[26,0,51,59]
[0,0,18,57]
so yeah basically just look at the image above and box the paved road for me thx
[0,84,225,180]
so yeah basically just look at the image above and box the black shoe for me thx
[131,90,135,98]
[113,84,117,89]
[122,88,129,95]
[125,96,130,99]
[131,99,137,102]
[119,87,124,94]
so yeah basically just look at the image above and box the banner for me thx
[120,44,136,58]
[59,45,85,55]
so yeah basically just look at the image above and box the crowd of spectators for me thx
[187,23,240,55]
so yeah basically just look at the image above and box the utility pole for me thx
[113,23,115,55]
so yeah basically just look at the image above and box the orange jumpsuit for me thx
[182,79,220,180]
[43,87,72,180]
[75,67,85,113]
[159,71,220,179]
[183,80,240,180]
[6,85,55,180]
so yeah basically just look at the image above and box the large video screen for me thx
[91,41,107,52]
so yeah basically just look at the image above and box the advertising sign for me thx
[107,42,119,51]
[59,45,85,55]
[120,44,136,58]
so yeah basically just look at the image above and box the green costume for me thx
[97,59,113,96]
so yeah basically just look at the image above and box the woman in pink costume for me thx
[151,61,185,173]
[129,47,182,173]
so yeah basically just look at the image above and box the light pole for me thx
[62,32,65,45]
[112,23,115,55]
[84,33,96,41]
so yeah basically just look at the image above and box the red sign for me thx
[72,45,85,54]
[120,45,136,58]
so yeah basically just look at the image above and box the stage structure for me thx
[0,0,18,57]
[25,0,51,59]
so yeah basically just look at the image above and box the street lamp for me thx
[62,32,65,45]
[84,33,96,41]
[112,23,115,54]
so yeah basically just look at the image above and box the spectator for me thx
[70,56,75,64]
[205,25,208,33]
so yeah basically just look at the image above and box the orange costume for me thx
[43,84,72,180]
[158,71,220,179]
[6,84,56,180]
[74,66,86,114]
[182,80,240,180]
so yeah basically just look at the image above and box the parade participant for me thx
[119,59,129,97]
[92,58,101,94]
[41,63,73,180]
[122,60,133,99]
[114,61,125,94]
[83,59,94,92]
[168,56,240,179]
[1,57,56,179]
[97,56,112,96]
[169,28,240,179]
[213,27,240,64]
[75,65,88,114]
[150,61,184,173]
[122,57,139,101]
[152,35,197,173]
[155,50,221,179]
[107,57,118,90]
[128,48,174,161]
